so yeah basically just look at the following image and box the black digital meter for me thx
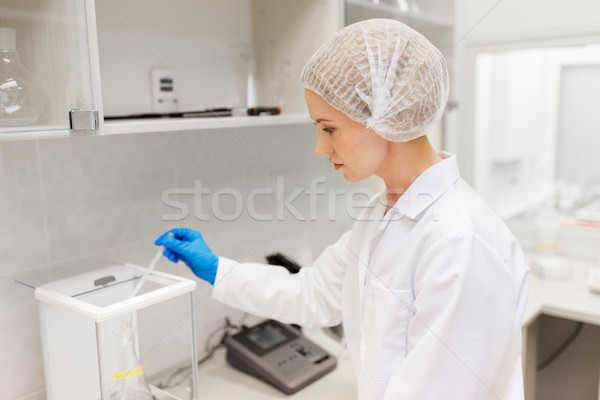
[223,319,337,394]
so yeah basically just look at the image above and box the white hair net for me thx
[301,19,449,142]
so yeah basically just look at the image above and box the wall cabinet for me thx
[0,0,101,140]
[0,0,454,141]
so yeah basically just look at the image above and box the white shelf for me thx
[0,126,72,142]
[346,0,453,29]
[101,113,313,135]
[0,115,314,140]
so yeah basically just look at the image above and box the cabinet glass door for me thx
[0,0,97,138]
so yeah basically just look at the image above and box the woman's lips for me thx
[334,163,343,170]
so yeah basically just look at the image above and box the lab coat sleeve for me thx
[383,230,524,400]
[211,231,351,327]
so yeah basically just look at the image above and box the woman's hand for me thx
[155,228,219,285]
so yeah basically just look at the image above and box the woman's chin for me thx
[342,172,367,183]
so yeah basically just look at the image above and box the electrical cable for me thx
[156,316,247,389]
[238,312,250,330]
[537,321,584,370]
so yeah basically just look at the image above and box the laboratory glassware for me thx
[17,261,198,400]
[110,313,154,400]
[0,27,45,127]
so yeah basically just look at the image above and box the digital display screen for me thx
[247,324,287,350]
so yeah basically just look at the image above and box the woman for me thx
[156,19,529,399]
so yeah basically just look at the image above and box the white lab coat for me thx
[212,152,530,399]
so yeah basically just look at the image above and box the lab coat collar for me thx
[384,151,460,222]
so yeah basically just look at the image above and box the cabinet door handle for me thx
[69,109,99,132]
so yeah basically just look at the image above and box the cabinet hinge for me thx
[69,109,99,132]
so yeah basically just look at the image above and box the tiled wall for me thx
[0,123,378,399]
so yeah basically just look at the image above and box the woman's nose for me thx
[315,132,332,156]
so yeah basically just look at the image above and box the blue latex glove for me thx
[155,228,219,285]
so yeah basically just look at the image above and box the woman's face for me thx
[305,89,389,183]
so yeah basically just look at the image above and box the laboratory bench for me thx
[191,259,600,400]
[167,258,600,400]
[166,326,357,399]
[522,256,600,399]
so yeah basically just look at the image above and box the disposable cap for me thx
[301,19,449,142]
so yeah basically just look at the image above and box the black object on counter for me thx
[246,106,281,116]
[265,252,303,333]
[104,106,280,120]
[265,252,302,275]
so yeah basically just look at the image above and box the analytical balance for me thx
[18,261,199,400]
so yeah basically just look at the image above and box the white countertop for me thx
[160,256,600,400]
[523,256,600,327]
[163,326,357,399]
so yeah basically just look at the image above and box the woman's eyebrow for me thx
[315,118,333,123]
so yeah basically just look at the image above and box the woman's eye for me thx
[313,122,335,135]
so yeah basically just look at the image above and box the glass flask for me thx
[0,27,45,127]
[110,314,154,400]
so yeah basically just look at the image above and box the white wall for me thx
[252,0,343,114]
[96,0,343,117]
[456,0,600,43]
[452,0,600,183]
[96,0,253,116]
[0,123,377,399]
